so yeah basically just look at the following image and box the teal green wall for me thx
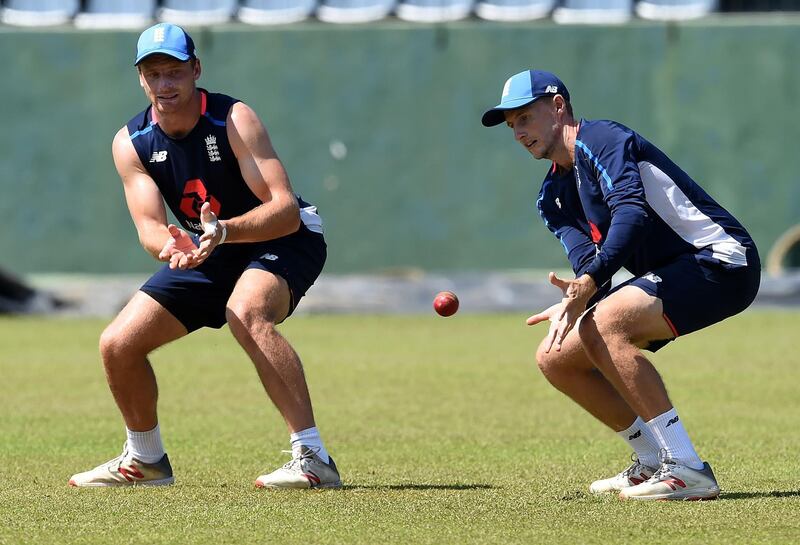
[1,19,798,274]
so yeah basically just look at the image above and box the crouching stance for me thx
[69,24,340,489]
[481,70,759,500]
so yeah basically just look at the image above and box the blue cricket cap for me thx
[481,70,570,127]
[135,23,196,66]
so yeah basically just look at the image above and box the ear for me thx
[552,94,565,114]
[552,94,571,122]
[193,58,202,82]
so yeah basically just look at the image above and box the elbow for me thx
[615,201,652,233]
[282,198,302,236]
[287,213,301,236]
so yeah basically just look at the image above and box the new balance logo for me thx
[642,273,662,284]
[662,477,687,491]
[303,471,321,486]
[665,415,680,428]
[149,151,168,163]
[262,253,278,261]
[628,430,641,440]
[118,466,144,482]
[555,197,562,209]
[545,85,559,94]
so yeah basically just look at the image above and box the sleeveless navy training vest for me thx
[126,89,322,236]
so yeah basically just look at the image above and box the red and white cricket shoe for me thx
[619,457,720,501]
[589,454,657,494]
[69,443,174,487]
[255,446,342,489]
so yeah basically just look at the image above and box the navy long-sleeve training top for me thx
[536,119,755,288]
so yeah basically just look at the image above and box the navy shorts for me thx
[140,225,326,332]
[603,248,761,352]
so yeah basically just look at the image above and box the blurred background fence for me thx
[2,0,800,27]
[1,17,798,278]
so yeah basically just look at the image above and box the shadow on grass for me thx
[559,491,590,501]
[342,483,494,491]
[556,490,800,501]
[722,490,800,500]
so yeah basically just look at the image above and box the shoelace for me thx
[650,448,679,481]
[620,452,643,478]
[99,443,132,474]
[101,455,125,473]
[279,447,321,471]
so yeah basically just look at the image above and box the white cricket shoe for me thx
[255,446,342,489]
[69,443,174,487]
[619,456,720,501]
[589,454,657,494]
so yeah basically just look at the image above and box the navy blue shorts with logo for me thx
[603,248,761,352]
[140,225,326,332]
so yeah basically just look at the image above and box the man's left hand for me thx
[193,202,227,267]
[526,272,597,352]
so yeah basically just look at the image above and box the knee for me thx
[226,302,275,339]
[535,340,573,388]
[99,325,134,364]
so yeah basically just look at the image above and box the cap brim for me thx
[480,96,543,127]
[135,49,192,65]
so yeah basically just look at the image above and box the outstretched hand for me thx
[526,272,597,353]
[195,202,226,266]
[526,300,569,353]
[158,224,199,270]
[157,204,226,270]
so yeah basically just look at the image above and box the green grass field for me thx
[2,311,799,545]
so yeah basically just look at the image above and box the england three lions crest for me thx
[205,135,221,163]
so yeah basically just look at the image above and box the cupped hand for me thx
[158,224,199,270]
[526,272,597,353]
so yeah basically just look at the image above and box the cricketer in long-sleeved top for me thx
[536,119,756,289]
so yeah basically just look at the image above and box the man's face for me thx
[504,98,559,160]
[137,55,200,114]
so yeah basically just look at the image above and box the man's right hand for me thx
[158,224,199,270]
[525,272,597,353]
[526,301,568,353]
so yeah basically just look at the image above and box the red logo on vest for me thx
[180,179,220,219]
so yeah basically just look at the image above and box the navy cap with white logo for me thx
[481,70,570,127]
[135,23,196,66]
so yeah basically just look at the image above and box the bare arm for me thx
[218,102,301,243]
[112,127,198,268]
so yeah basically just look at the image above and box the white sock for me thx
[646,408,704,470]
[290,427,330,464]
[617,417,661,469]
[126,424,165,464]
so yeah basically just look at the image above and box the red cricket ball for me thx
[433,291,459,317]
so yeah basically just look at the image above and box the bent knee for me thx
[99,325,139,362]
[225,303,277,337]
[535,338,585,385]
